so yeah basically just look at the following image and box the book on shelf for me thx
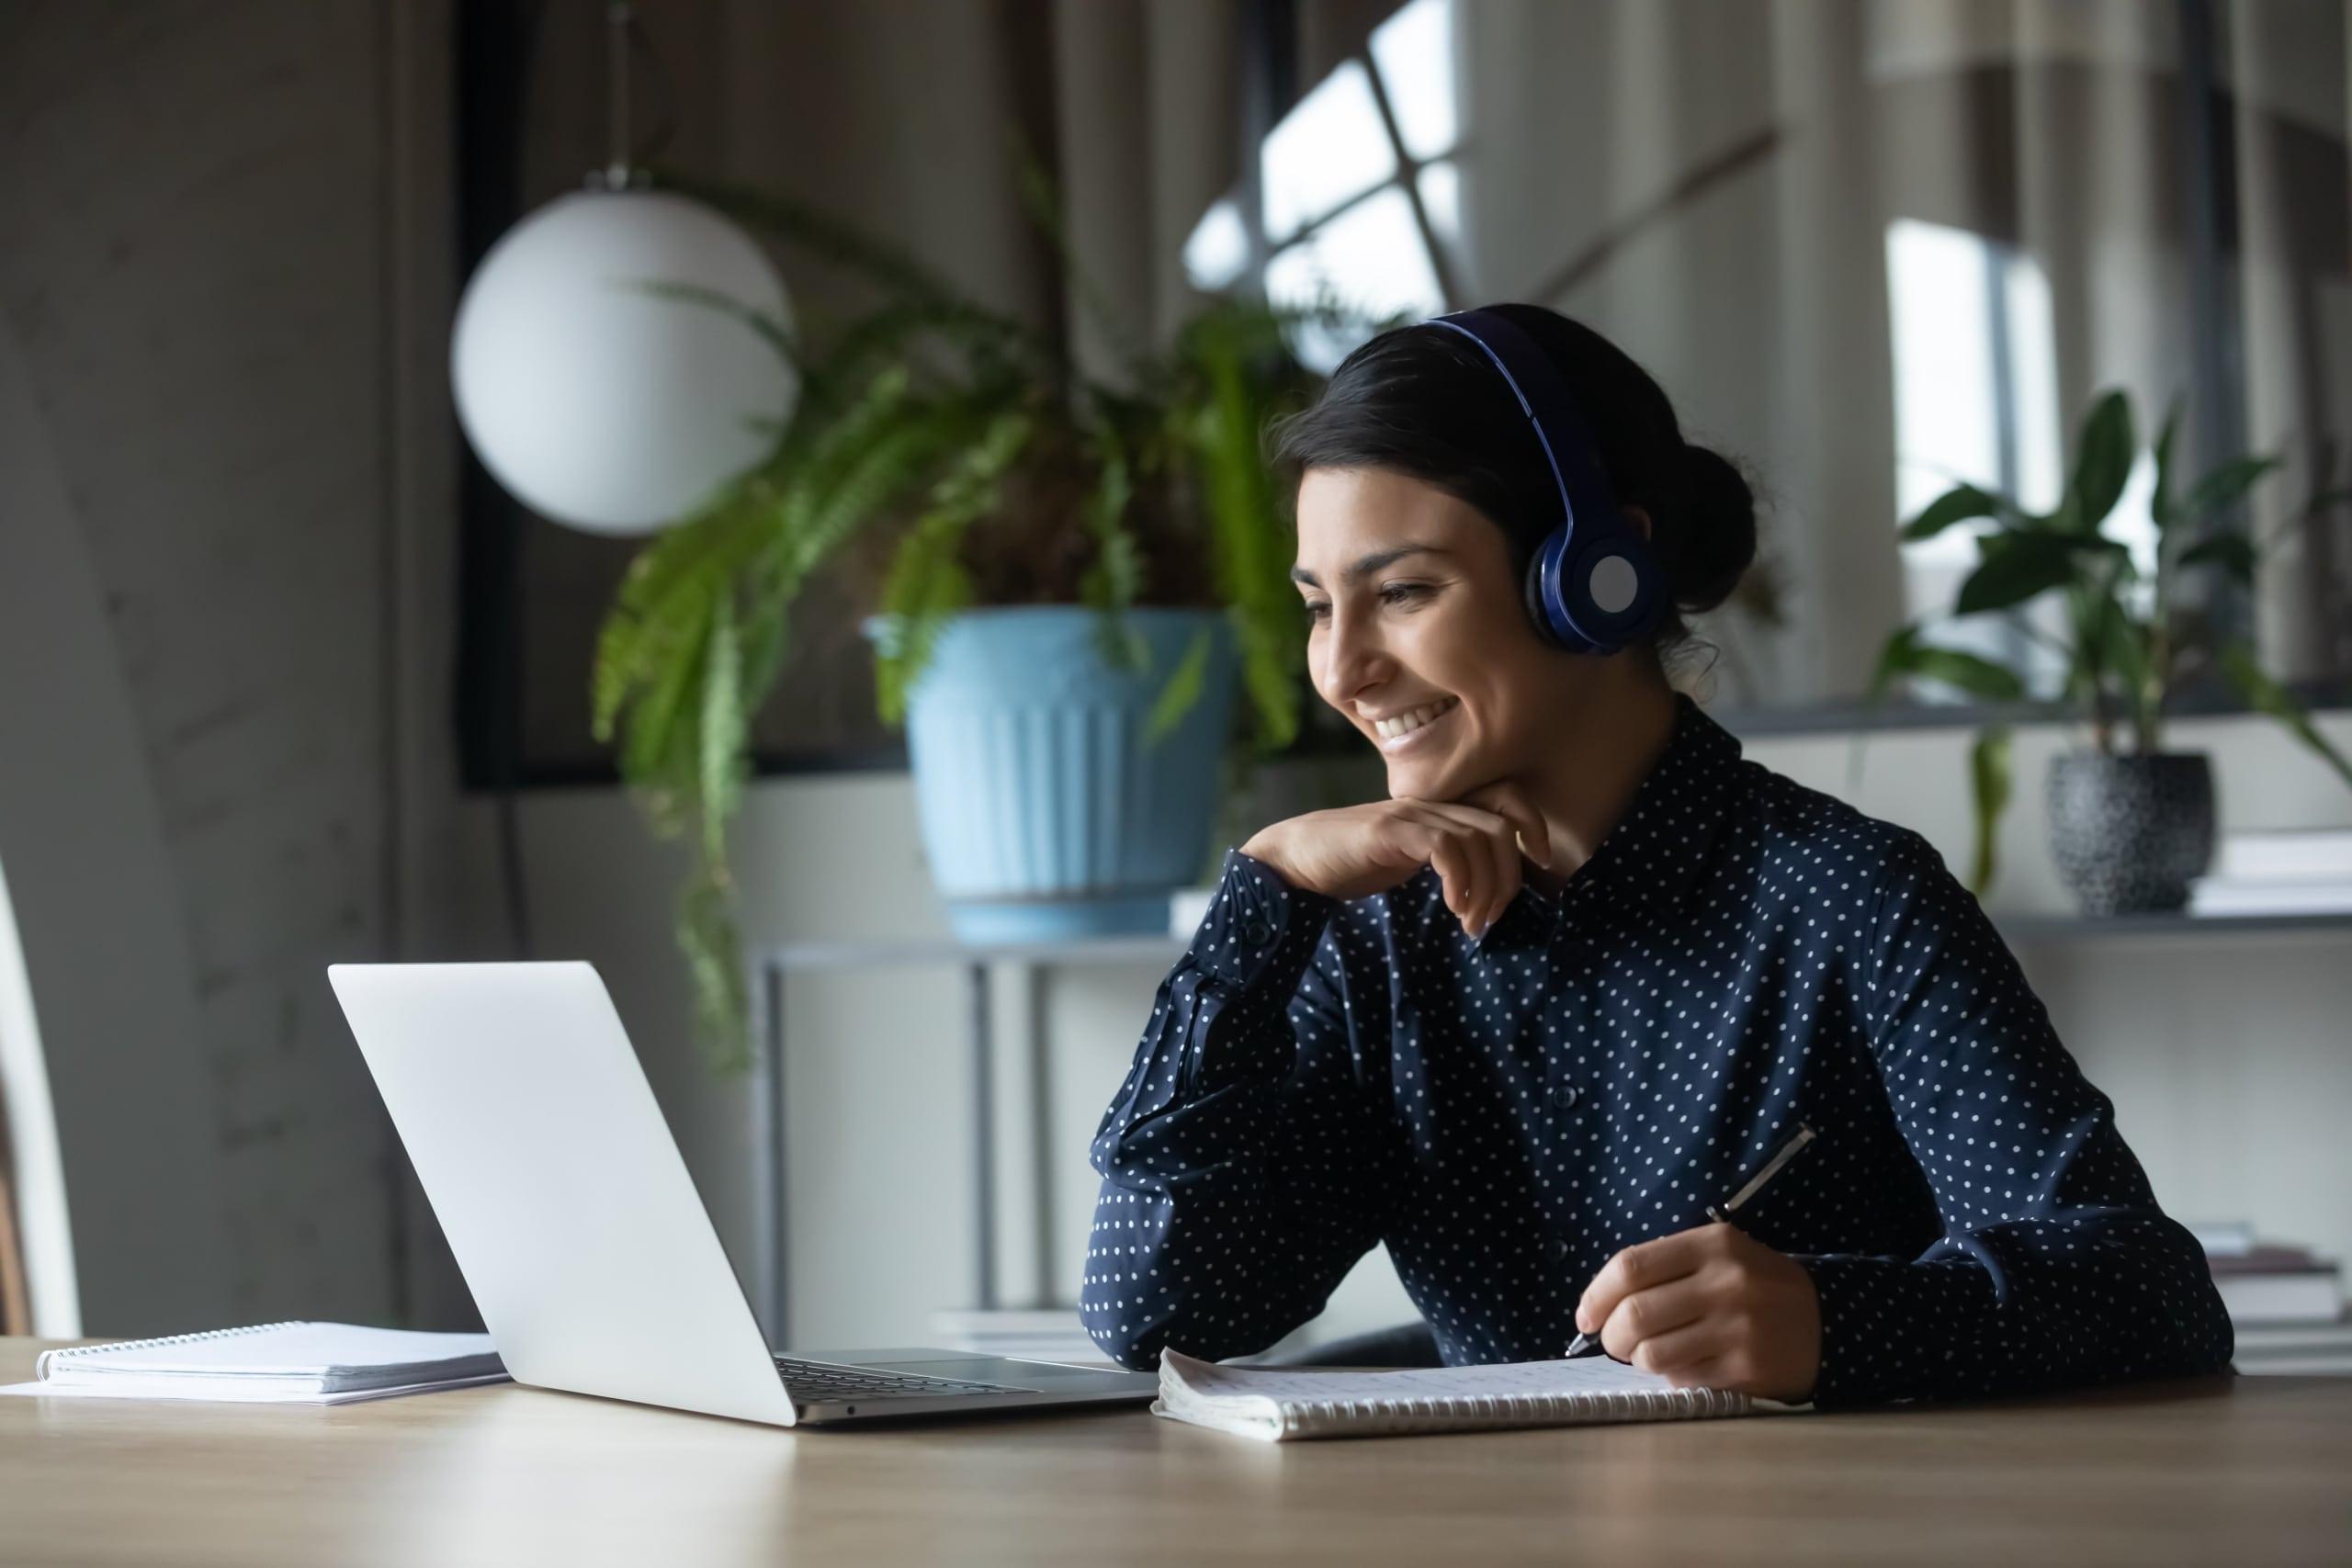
[2232,1312,2352,1376]
[2212,1260,2344,1325]
[927,1306,1113,1365]
[1169,886,1215,938]
[2187,1219,2258,1257]
[2190,1227,2346,1325]
[2188,877,2352,917]
[2212,828,2352,884]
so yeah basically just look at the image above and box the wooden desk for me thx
[2,1340,2345,1565]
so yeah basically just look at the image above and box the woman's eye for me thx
[1301,585,1431,623]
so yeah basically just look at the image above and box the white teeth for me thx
[1374,698,1455,739]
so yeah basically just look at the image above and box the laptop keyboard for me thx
[774,1356,1029,1402]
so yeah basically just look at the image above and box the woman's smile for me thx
[1371,694,1460,755]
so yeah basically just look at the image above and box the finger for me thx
[1396,801,1514,931]
[1597,1275,1713,1365]
[1623,1311,1726,1376]
[1385,817,1464,914]
[1459,779,1553,869]
[1427,800,1535,926]
[1664,1353,1744,1393]
[1407,816,1482,931]
[1379,815,1447,878]
[1476,816,1517,933]
[1577,1226,1712,1337]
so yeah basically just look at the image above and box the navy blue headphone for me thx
[1422,308,1666,655]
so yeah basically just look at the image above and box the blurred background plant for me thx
[1855,387,2352,899]
[590,132,1393,1071]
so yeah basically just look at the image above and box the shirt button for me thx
[1546,1236,1570,1262]
[1547,1084,1580,1111]
[1240,913,1275,945]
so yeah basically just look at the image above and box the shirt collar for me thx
[1468,691,1747,953]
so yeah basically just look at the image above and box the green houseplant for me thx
[589,157,1391,1071]
[1859,387,2352,908]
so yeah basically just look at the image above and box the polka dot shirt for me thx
[1080,691,2235,1409]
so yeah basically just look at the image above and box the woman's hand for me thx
[1239,782,1552,940]
[1575,1222,1821,1403]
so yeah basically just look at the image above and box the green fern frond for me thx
[1078,422,1148,674]
[1143,624,1213,749]
[677,865,750,1075]
[698,593,747,865]
[1188,321,1303,752]
[874,410,1034,720]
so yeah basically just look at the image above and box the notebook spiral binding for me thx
[1279,1383,1748,1438]
[40,1321,304,1365]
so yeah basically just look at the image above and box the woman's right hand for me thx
[1238,782,1555,940]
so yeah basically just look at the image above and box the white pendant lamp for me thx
[449,3,797,536]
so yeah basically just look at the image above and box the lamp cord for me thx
[604,2,631,186]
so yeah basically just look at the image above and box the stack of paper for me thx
[2188,829,2352,916]
[927,1307,1114,1365]
[2,1321,507,1404]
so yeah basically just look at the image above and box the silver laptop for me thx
[327,960,1159,1427]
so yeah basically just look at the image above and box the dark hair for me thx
[1269,302,1759,675]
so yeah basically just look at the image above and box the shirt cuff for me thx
[1183,847,1337,996]
[1791,1251,1996,1410]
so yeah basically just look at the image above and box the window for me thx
[1884,216,2154,702]
[1192,0,1464,373]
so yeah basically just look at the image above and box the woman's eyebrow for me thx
[1289,544,1452,589]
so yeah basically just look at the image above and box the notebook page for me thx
[39,1323,499,1381]
[0,1371,512,1404]
[1169,1352,1694,1404]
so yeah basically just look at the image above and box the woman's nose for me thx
[1317,605,1392,705]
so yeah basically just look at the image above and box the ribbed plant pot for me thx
[2046,751,2215,916]
[868,605,1239,943]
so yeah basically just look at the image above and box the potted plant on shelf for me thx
[589,156,1385,1070]
[1860,387,2352,914]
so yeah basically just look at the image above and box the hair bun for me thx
[1661,441,1758,615]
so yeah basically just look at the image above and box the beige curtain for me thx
[515,0,2350,740]
[2228,0,2352,684]
[1452,0,2350,707]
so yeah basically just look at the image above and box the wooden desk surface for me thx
[3,1339,2346,1566]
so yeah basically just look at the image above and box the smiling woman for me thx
[1076,303,2234,1410]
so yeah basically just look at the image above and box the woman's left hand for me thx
[1575,1222,1821,1403]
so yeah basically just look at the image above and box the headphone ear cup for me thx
[1572,531,1665,646]
[1522,525,1587,652]
[1522,545,1556,644]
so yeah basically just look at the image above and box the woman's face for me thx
[1293,465,1600,803]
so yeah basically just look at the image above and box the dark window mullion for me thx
[1355,47,1462,310]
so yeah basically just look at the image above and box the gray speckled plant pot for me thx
[2046,751,2215,916]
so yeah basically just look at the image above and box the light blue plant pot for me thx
[869,606,1239,943]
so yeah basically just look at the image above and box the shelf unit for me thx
[749,933,1187,1348]
[747,906,2352,1346]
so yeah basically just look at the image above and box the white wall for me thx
[0,1,423,1330]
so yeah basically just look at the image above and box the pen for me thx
[1564,1122,1817,1359]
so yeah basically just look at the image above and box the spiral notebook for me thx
[1,1321,507,1404]
[1154,1348,1813,1441]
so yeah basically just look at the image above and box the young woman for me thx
[1077,303,2233,1410]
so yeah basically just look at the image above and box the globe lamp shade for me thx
[450,187,797,536]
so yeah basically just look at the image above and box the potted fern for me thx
[1860,387,2352,914]
[590,162,1381,1070]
